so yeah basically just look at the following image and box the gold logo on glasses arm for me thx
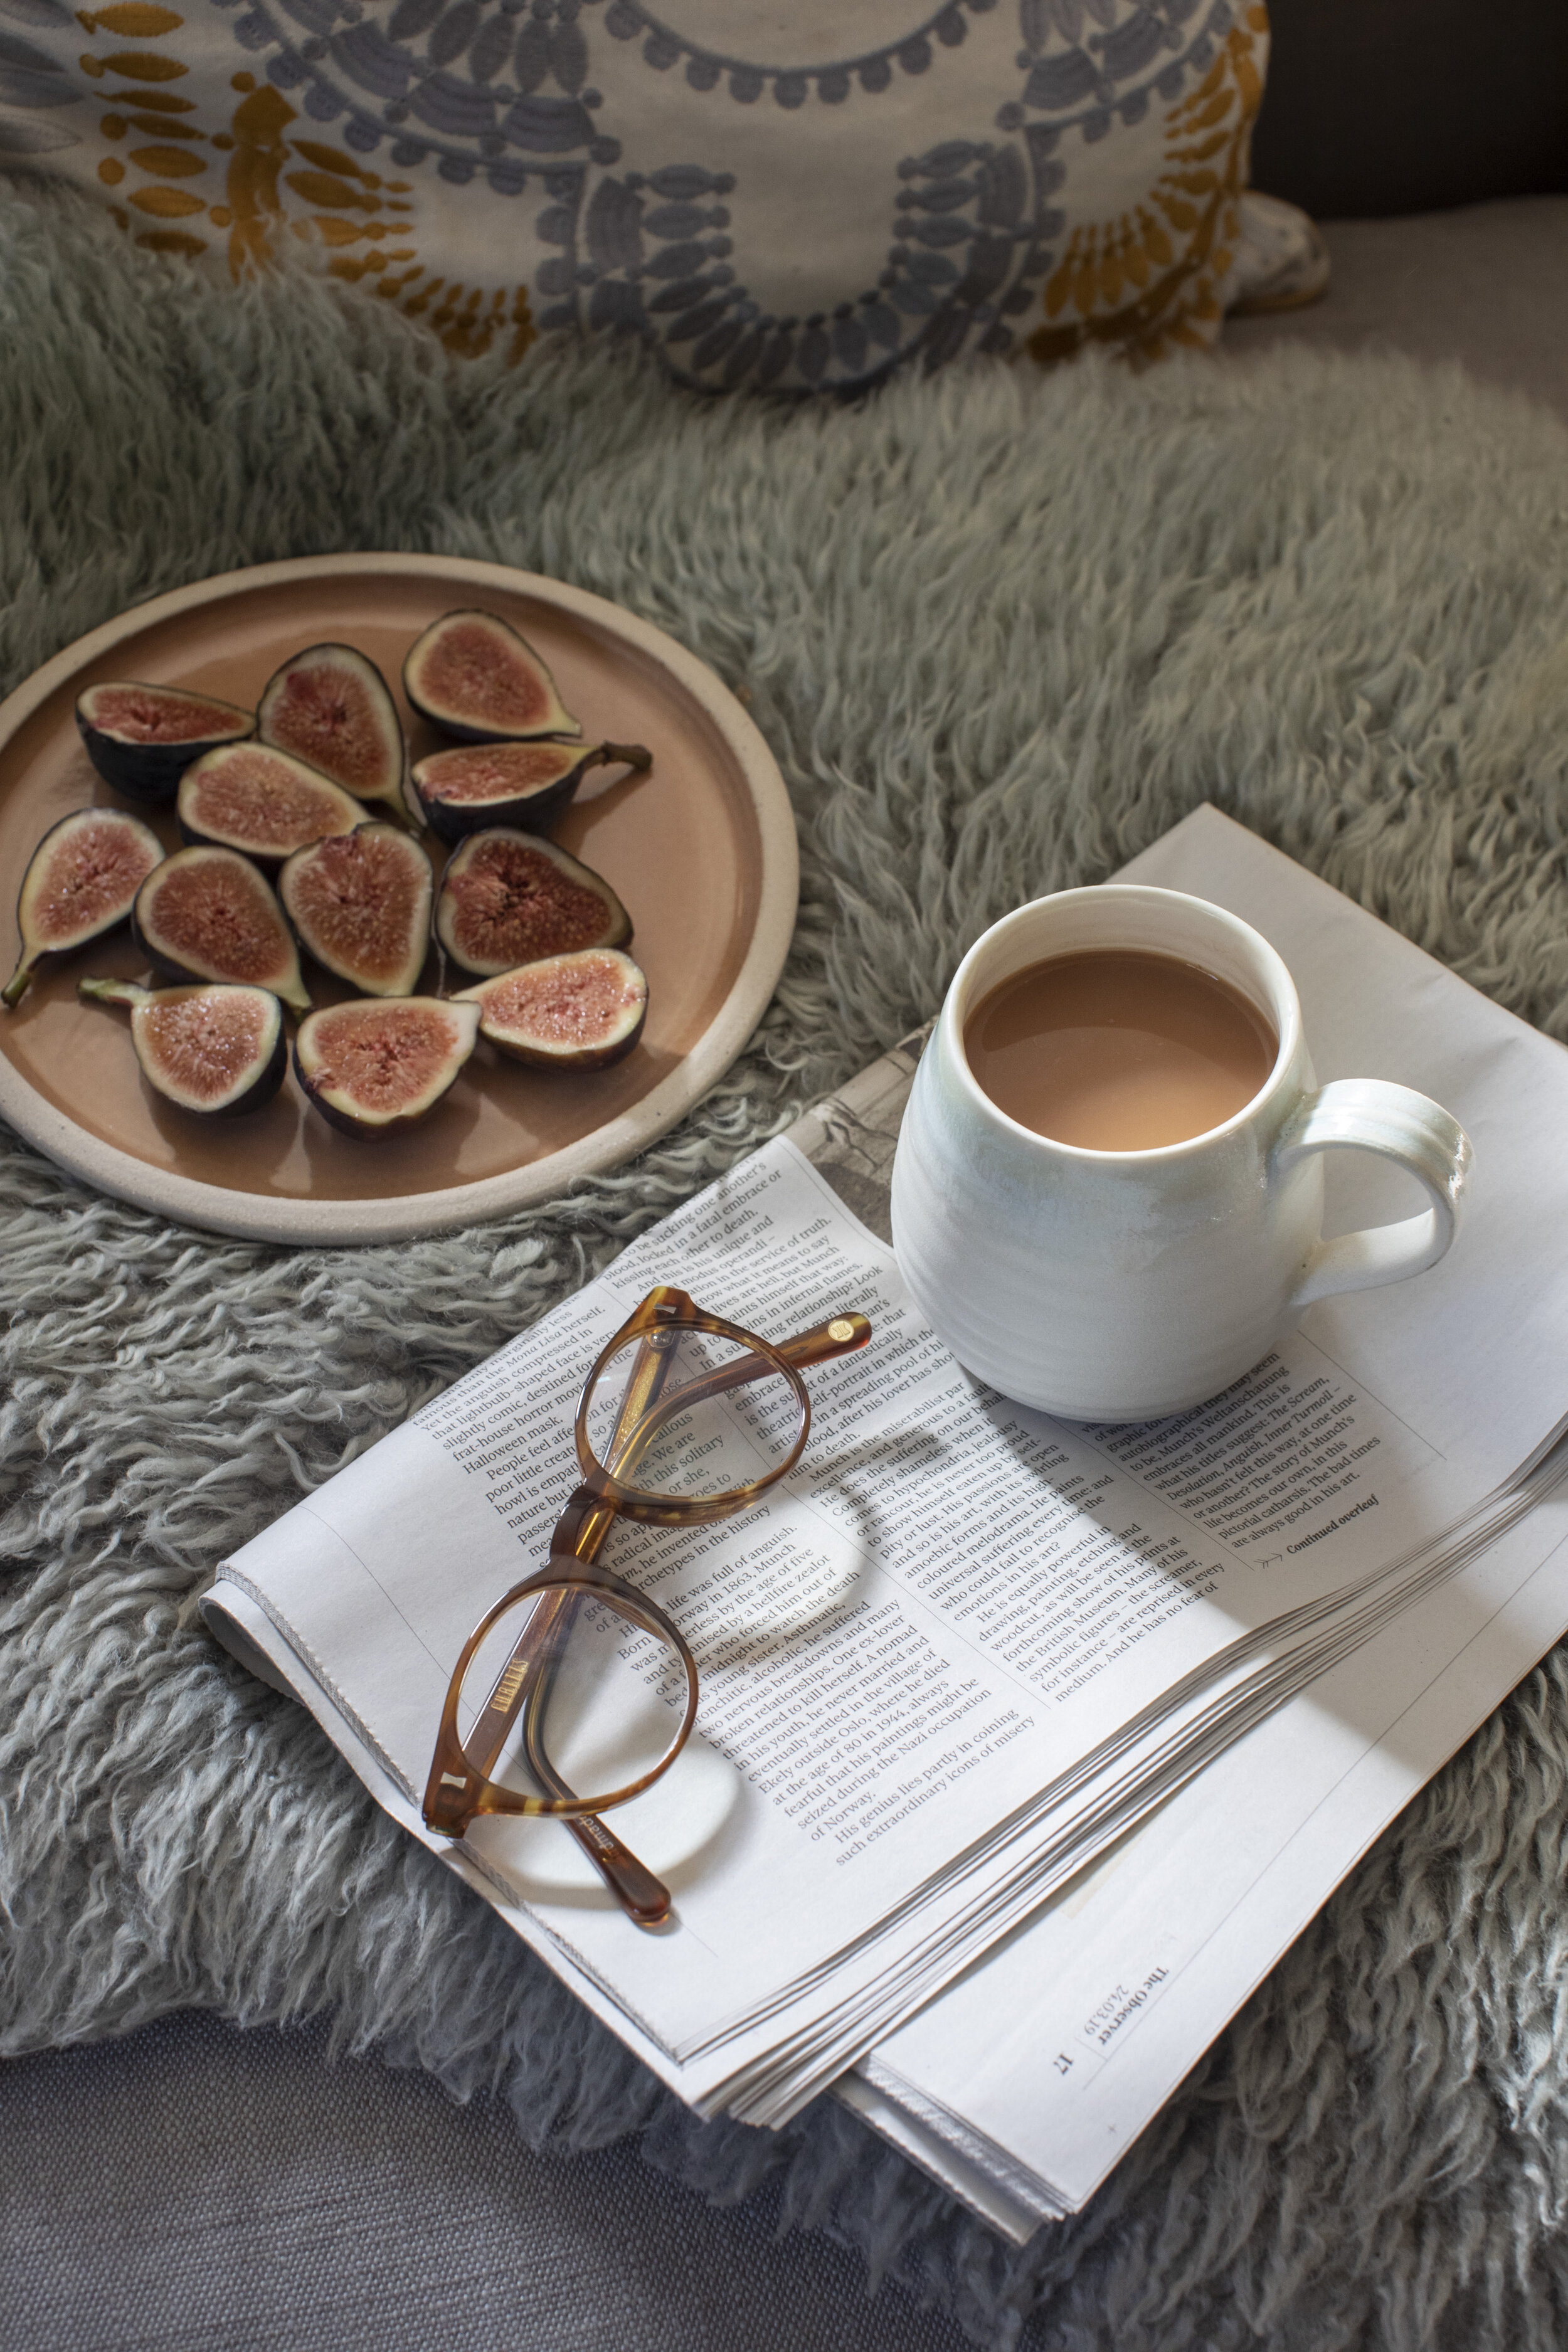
[490,1656,530,1712]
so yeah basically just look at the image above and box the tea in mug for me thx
[963,949,1278,1150]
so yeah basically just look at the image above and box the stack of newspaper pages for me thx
[205,807,1568,2238]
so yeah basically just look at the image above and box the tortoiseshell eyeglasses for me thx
[423,1284,871,1926]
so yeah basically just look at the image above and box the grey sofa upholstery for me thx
[4,11,1565,2349]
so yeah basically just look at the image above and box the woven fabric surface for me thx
[3,174,1568,2352]
[1,2008,976,2352]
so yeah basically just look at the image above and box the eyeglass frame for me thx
[421,1284,871,1872]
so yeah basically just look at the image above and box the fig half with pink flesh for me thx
[294,995,479,1136]
[257,644,408,814]
[132,845,310,1013]
[76,681,254,805]
[3,807,164,1009]
[457,948,647,1071]
[177,743,364,867]
[435,829,631,978]
[78,978,287,1116]
[403,610,581,744]
[278,823,433,998]
[410,737,652,845]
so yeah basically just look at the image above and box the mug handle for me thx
[1277,1079,1473,1310]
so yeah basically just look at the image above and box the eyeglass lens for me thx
[457,1579,688,1815]
[582,1324,805,1504]
[457,1323,802,1813]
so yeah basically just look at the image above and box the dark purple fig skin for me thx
[293,996,479,1136]
[78,977,287,1116]
[76,682,255,806]
[4,806,164,1009]
[239,1017,288,1115]
[410,738,652,845]
[295,1069,372,1142]
[234,1012,287,1115]
[402,610,581,745]
[455,948,648,1071]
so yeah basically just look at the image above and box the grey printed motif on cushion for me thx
[208,0,1251,388]
[0,0,82,163]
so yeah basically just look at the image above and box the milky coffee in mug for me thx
[890,885,1472,1422]
[962,948,1279,1153]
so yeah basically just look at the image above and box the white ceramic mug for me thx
[889,886,1472,1422]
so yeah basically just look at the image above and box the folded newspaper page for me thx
[205,807,1568,2141]
[837,806,1568,2228]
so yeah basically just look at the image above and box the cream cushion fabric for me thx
[1,0,1274,374]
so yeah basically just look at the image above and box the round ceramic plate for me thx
[0,554,797,1245]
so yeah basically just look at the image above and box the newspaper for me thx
[204,808,1568,2152]
[834,808,1568,2228]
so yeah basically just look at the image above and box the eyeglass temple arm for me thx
[462,1311,870,1736]
[674,1308,871,1405]
[462,1309,871,1923]
[526,1328,682,1924]
[514,1307,874,1597]
[460,1328,683,1927]
[575,1310,875,1532]
[460,1615,674,1928]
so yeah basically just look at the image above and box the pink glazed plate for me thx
[0,555,798,1245]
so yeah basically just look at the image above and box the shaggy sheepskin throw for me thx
[4,176,1568,2352]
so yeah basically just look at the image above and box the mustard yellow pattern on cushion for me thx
[72,5,532,359]
[27,3,1275,383]
[79,2,207,258]
[1027,8,1267,369]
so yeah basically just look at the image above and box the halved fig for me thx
[279,823,433,999]
[132,846,310,1013]
[294,995,479,1136]
[457,949,647,1071]
[435,829,631,978]
[410,738,652,845]
[403,611,581,744]
[76,681,254,805]
[257,644,408,813]
[78,978,287,1116]
[3,807,164,1009]
[177,743,364,867]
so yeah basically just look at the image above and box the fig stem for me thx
[78,978,151,1010]
[2,955,36,1011]
[598,743,653,773]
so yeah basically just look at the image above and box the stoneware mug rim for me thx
[893,879,1471,1418]
[945,883,1301,1162]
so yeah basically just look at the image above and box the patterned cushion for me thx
[0,0,1270,379]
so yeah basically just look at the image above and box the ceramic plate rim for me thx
[0,554,798,1247]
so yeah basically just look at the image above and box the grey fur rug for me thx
[4,177,1568,2352]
